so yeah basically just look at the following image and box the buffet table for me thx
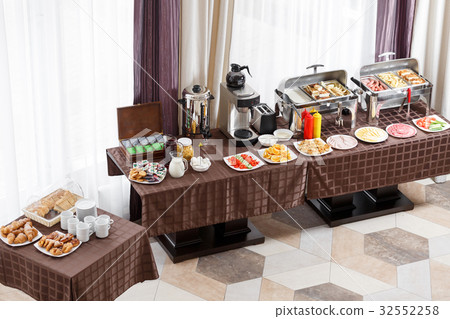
[0,210,158,301]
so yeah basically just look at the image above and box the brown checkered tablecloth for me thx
[107,130,308,235]
[302,102,450,199]
[0,210,158,300]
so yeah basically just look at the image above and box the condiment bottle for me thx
[301,108,309,121]
[304,113,314,139]
[313,112,322,138]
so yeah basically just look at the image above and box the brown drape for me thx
[134,0,180,135]
[375,0,416,62]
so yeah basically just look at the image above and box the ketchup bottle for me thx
[304,113,314,139]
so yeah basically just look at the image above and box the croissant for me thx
[50,248,62,256]
[62,243,73,253]
[0,226,8,237]
[13,233,27,244]
[10,221,20,231]
[7,233,15,244]
[24,228,36,241]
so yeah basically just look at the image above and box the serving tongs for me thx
[398,88,412,119]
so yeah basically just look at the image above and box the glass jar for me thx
[177,137,194,161]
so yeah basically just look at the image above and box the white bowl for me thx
[190,162,211,172]
[258,134,278,147]
[273,129,294,142]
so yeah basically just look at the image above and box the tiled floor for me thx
[1,180,450,301]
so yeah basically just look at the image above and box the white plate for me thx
[273,129,294,142]
[129,163,167,184]
[385,123,417,138]
[33,231,82,258]
[257,147,298,164]
[0,230,42,247]
[326,135,358,150]
[412,115,450,133]
[355,127,389,143]
[223,152,265,171]
[294,138,333,156]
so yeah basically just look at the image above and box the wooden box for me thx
[117,102,165,163]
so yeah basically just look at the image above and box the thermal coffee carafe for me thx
[219,64,260,146]
[179,84,214,138]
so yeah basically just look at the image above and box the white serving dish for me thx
[385,123,417,138]
[273,129,294,142]
[33,231,82,258]
[412,115,450,133]
[257,147,297,164]
[190,162,211,172]
[223,152,265,171]
[355,127,389,143]
[258,134,278,147]
[0,230,42,247]
[294,138,333,157]
[326,135,358,150]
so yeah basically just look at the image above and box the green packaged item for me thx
[127,147,136,155]
[135,145,145,153]
[144,145,154,152]
[152,143,163,151]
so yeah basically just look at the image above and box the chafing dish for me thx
[352,56,433,125]
[275,65,358,132]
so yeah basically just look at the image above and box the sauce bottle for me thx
[313,112,322,138]
[304,113,314,139]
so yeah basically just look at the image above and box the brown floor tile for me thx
[259,278,294,301]
[196,248,264,284]
[294,283,363,301]
[271,205,325,229]
[430,260,450,300]
[250,217,301,248]
[408,203,450,229]
[426,182,450,211]
[160,258,226,301]
[365,228,429,266]
[331,227,365,261]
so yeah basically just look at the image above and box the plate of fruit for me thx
[223,152,264,171]
[258,144,297,164]
[413,115,450,133]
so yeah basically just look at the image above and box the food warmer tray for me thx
[275,65,358,132]
[353,57,433,114]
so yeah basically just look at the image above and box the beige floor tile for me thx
[265,262,330,291]
[263,249,328,276]
[396,212,450,239]
[151,242,167,275]
[429,234,450,258]
[397,260,432,300]
[432,254,450,267]
[251,217,301,248]
[225,278,262,301]
[331,227,365,262]
[0,284,15,295]
[0,290,35,301]
[408,203,450,229]
[430,260,450,300]
[399,182,426,204]
[329,263,393,296]
[245,237,296,257]
[344,214,396,235]
[155,281,204,301]
[259,278,294,301]
[364,288,427,301]
[415,178,435,186]
[337,255,397,286]
[115,280,159,301]
[160,258,226,301]
[300,226,333,260]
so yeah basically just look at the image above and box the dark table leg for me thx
[308,185,414,227]
[156,218,265,263]
[129,185,142,222]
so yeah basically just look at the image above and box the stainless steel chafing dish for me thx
[275,65,358,132]
[352,55,433,125]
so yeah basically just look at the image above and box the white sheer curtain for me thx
[411,0,450,118]
[0,0,134,224]
[229,0,378,104]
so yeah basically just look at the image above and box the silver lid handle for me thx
[378,52,396,61]
[306,64,324,74]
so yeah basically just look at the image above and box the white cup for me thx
[77,222,94,242]
[75,199,97,222]
[97,215,114,225]
[95,218,110,238]
[67,217,79,236]
[60,210,74,230]
[84,216,97,233]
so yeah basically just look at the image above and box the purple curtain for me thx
[375,0,416,62]
[134,0,180,135]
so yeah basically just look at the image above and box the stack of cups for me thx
[84,215,114,239]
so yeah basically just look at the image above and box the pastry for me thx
[24,223,37,241]
[14,233,27,244]
[7,233,15,244]
[62,242,73,254]
[50,248,63,256]
[60,233,74,243]
[38,236,47,247]
[70,238,80,247]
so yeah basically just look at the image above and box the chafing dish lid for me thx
[280,69,348,90]
[360,58,419,77]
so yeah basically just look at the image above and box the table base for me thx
[156,218,265,263]
[308,185,414,227]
